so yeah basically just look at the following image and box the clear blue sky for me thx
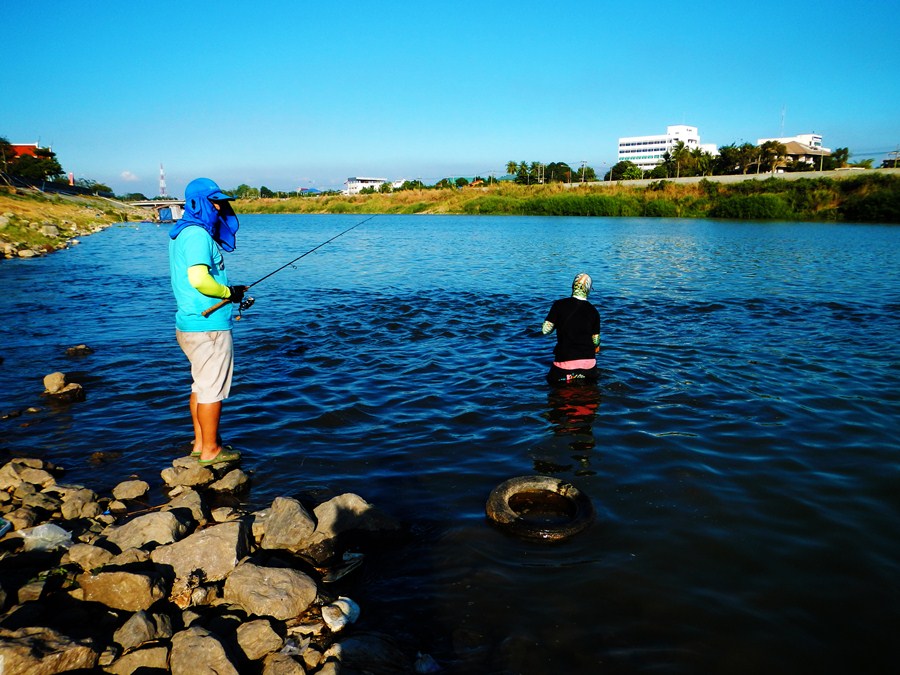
[3,0,898,196]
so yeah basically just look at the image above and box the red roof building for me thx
[10,143,42,158]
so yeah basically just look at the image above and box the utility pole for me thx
[581,160,587,184]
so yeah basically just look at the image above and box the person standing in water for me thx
[169,178,247,465]
[542,272,601,385]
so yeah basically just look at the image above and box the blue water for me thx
[2,215,899,674]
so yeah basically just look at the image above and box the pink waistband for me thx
[553,358,596,370]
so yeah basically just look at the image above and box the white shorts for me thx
[176,330,234,404]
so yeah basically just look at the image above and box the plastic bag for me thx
[19,523,72,551]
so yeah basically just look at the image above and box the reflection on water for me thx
[1,215,899,673]
[539,383,601,476]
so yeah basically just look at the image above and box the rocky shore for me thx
[0,187,148,259]
[0,408,434,673]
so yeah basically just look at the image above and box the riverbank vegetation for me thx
[234,173,900,223]
[0,187,145,258]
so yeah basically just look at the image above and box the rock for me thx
[0,458,57,491]
[262,652,307,674]
[18,249,37,258]
[161,458,216,488]
[260,497,316,553]
[0,626,99,674]
[313,493,400,538]
[77,569,167,611]
[56,486,102,520]
[104,510,193,552]
[105,644,169,674]
[109,547,151,566]
[113,610,173,651]
[223,561,318,621]
[44,381,86,403]
[4,506,38,530]
[20,489,61,513]
[211,506,242,523]
[18,466,57,489]
[40,224,60,236]
[321,596,360,633]
[42,372,67,394]
[150,520,251,583]
[162,488,210,526]
[237,618,284,661]
[209,467,250,493]
[298,493,400,564]
[170,626,240,675]
[65,344,95,356]
[112,479,150,501]
[63,542,115,571]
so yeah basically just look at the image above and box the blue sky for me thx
[3,0,898,196]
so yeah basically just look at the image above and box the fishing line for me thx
[202,214,377,318]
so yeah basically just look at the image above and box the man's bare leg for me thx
[190,393,224,461]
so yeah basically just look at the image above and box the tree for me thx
[379,182,392,193]
[758,140,787,172]
[545,161,573,183]
[232,184,259,199]
[506,161,518,176]
[454,177,469,188]
[260,185,274,198]
[6,147,64,182]
[670,140,690,178]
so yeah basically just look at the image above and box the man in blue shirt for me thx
[169,178,247,465]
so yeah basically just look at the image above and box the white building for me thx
[617,125,717,172]
[343,177,388,195]
[756,133,829,152]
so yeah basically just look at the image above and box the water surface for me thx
[2,215,898,674]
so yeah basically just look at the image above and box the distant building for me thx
[617,125,718,172]
[344,177,387,195]
[756,133,831,168]
[9,142,42,158]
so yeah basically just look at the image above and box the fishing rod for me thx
[202,214,377,318]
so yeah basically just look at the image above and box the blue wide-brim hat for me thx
[185,177,236,202]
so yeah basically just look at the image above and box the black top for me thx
[545,297,601,361]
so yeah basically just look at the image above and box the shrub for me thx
[709,194,795,220]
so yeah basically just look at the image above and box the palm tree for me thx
[506,161,518,176]
[671,140,690,179]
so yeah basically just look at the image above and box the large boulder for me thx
[104,510,193,552]
[169,626,240,675]
[260,497,316,553]
[77,570,168,611]
[150,520,251,583]
[223,561,317,621]
[0,626,99,674]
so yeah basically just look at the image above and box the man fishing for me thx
[169,178,247,465]
[542,272,601,385]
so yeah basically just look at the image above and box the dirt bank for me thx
[0,187,150,259]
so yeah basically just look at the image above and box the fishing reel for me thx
[235,295,255,320]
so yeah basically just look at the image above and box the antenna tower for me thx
[159,164,168,198]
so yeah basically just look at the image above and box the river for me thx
[2,214,898,674]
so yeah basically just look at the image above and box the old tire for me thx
[485,475,594,542]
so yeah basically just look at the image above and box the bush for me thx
[642,199,679,217]
[710,194,795,220]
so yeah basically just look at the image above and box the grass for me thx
[234,173,900,223]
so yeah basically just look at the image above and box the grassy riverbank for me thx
[237,171,900,223]
[0,187,146,258]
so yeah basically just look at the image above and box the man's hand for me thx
[229,285,249,303]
